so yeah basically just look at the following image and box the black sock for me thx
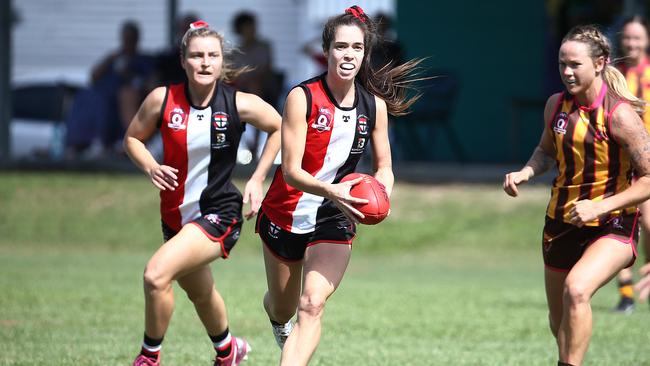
[140,333,163,359]
[558,362,575,366]
[210,327,232,358]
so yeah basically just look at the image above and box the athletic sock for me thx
[140,333,163,360]
[619,279,634,299]
[210,328,232,358]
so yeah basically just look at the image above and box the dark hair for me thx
[232,11,256,35]
[321,7,424,116]
[618,15,650,56]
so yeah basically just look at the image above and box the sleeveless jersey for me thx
[158,82,245,231]
[261,74,377,233]
[617,57,650,129]
[546,83,636,226]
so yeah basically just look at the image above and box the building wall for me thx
[397,2,547,163]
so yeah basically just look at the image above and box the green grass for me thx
[1,173,649,365]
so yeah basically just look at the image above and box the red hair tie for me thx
[190,20,209,29]
[345,5,368,23]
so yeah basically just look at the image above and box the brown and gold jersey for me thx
[618,57,650,129]
[546,83,636,226]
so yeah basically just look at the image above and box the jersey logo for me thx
[553,112,568,135]
[311,107,333,132]
[357,114,369,135]
[351,137,367,154]
[212,112,229,130]
[342,115,350,122]
[168,108,187,131]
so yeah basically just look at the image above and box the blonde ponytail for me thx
[603,65,646,114]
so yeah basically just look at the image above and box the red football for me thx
[340,173,390,225]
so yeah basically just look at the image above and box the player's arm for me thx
[235,91,282,219]
[503,94,558,197]
[123,86,179,191]
[371,96,394,197]
[569,102,650,225]
[281,87,368,220]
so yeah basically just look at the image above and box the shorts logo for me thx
[205,214,221,225]
[232,229,240,240]
[311,107,333,132]
[357,115,369,135]
[168,108,187,131]
[268,221,281,239]
[212,112,229,130]
[611,216,623,230]
[553,112,568,134]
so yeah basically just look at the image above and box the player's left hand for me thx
[568,199,605,227]
[243,177,264,220]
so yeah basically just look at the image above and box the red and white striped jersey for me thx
[262,74,376,233]
[158,82,245,232]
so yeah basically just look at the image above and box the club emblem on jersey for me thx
[212,112,229,130]
[357,115,369,135]
[268,222,281,239]
[553,112,568,135]
[311,107,333,132]
[168,108,187,131]
[204,214,221,225]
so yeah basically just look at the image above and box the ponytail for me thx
[563,24,646,115]
[603,65,645,114]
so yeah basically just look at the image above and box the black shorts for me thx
[256,211,356,262]
[162,213,243,258]
[542,213,639,272]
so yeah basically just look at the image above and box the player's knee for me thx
[563,280,590,306]
[143,264,171,293]
[297,292,326,319]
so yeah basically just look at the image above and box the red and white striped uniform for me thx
[158,82,244,232]
[262,74,376,233]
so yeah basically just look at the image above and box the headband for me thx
[190,20,209,30]
[345,5,368,23]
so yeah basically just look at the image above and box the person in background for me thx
[611,15,650,313]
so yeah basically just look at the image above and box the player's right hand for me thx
[503,169,532,197]
[327,178,368,223]
[148,165,179,191]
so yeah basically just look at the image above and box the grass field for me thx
[1,172,650,365]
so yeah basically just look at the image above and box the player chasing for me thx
[503,25,650,366]
[123,21,281,366]
[255,5,424,366]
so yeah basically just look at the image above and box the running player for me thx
[612,15,650,313]
[124,21,281,366]
[256,6,423,366]
[503,25,650,366]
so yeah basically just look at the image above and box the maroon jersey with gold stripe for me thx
[546,83,636,226]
